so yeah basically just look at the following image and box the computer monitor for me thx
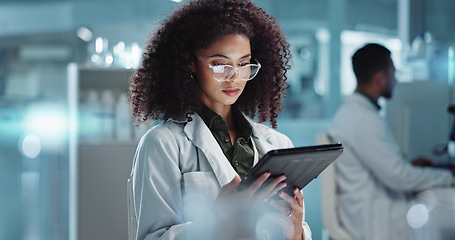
[385,81,452,164]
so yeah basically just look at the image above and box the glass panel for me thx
[0,33,84,240]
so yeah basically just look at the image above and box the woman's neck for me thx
[218,107,236,132]
[204,103,238,144]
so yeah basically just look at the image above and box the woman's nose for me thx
[225,70,239,82]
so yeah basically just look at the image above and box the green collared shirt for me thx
[197,105,254,178]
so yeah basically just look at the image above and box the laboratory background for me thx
[1,0,454,240]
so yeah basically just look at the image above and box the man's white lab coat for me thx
[328,92,453,240]
[131,113,312,240]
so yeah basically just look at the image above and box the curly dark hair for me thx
[129,0,291,128]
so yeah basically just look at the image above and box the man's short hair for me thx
[352,43,391,85]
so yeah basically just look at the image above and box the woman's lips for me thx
[222,89,239,96]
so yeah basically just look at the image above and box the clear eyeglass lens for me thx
[214,65,234,81]
[213,64,259,81]
[213,66,225,74]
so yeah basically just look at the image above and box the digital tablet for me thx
[237,143,343,196]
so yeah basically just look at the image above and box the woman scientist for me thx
[129,0,312,239]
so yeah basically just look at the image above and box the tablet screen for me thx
[237,143,343,195]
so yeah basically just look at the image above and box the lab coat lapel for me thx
[245,117,277,159]
[183,114,238,187]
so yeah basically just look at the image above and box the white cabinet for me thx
[77,141,137,240]
[67,64,139,240]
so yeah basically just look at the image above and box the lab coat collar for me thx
[355,90,381,110]
[244,116,278,155]
[182,113,238,187]
[350,92,381,113]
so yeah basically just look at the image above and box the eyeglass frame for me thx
[196,55,261,82]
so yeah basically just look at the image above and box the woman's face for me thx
[194,34,251,111]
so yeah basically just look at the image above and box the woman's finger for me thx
[279,190,295,203]
[255,175,286,200]
[269,198,291,214]
[217,175,241,201]
[267,175,287,194]
[269,181,287,198]
[279,189,303,218]
[294,188,304,207]
[278,188,304,239]
[223,175,241,191]
[246,172,271,194]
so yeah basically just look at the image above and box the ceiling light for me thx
[76,27,93,42]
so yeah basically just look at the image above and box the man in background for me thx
[327,43,455,240]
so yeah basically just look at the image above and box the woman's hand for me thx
[214,173,287,239]
[269,188,305,240]
[216,172,287,211]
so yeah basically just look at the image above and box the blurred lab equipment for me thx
[408,187,455,240]
[67,64,139,240]
[385,81,453,165]
[116,93,133,140]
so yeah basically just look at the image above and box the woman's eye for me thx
[239,62,250,67]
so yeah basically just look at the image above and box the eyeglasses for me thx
[196,55,261,82]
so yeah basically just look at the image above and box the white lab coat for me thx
[131,113,312,240]
[327,92,453,240]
